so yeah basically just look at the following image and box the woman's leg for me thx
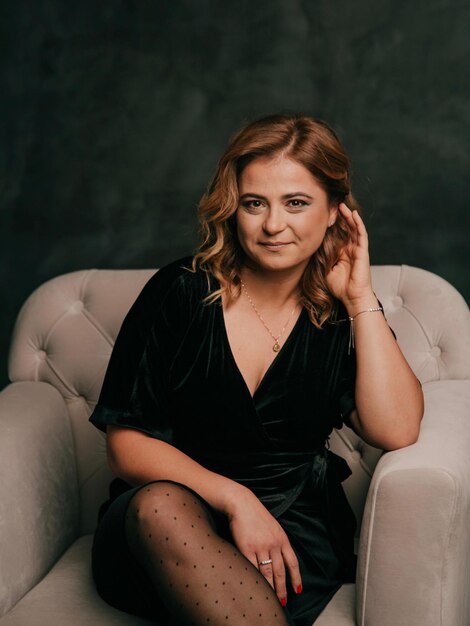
[125,481,292,625]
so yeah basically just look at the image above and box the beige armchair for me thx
[0,264,469,626]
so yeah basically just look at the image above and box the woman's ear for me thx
[328,204,339,227]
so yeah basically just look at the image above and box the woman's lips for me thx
[259,241,292,251]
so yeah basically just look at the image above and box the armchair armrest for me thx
[0,382,79,617]
[356,379,470,626]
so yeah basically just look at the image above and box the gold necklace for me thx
[240,280,298,352]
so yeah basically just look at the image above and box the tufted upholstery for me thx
[8,269,157,534]
[1,264,469,626]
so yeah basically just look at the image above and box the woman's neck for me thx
[238,264,304,309]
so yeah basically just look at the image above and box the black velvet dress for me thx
[89,256,371,625]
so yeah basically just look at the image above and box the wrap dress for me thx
[89,256,377,625]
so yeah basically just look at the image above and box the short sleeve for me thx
[334,337,357,429]
[338,353,356,426]
[89,261,187,441]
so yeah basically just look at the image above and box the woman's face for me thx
[236,155,338,276]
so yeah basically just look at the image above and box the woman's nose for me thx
[263,207,286,234]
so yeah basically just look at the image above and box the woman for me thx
[89,113,424,626]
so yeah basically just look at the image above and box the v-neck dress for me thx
[89,256,366,625]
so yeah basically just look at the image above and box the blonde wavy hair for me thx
[192,113,362,328]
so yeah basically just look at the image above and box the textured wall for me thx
[2,0,469,388]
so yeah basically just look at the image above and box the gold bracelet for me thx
[347,306,383,354]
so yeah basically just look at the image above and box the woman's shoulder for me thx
[117,256,210,342]
[136,255,212,312]
[323,299,349,330]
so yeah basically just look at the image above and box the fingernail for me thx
[280,597,287,607]
[296,584,303,594]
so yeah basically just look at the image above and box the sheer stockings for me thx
[124,481,292,626]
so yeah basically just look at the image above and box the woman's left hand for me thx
[326,203,375,309]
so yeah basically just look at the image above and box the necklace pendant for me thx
[273,341,281,352]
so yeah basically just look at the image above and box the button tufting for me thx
[392,296,403,308]
[350,450,362,462]
[430,346,441,357]
[37,350,47,361]
[71,300,85,313]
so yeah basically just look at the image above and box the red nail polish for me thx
[280,597,287,607]
[296,584,303,594]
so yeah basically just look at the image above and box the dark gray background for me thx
[1,0,469,389]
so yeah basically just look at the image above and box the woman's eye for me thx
[242,200,264,211]
[288,199,307,208]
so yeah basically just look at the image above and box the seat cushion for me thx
[315,583,356,625]
[0,536,153,626]
[0,534,356,625]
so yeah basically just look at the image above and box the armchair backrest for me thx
[8,264,470,535]
[8,269,155,533]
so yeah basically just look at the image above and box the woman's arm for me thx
[344,293,424,450]
[107,424,247,514]
[106,425,302,601]
[327,203,424,451]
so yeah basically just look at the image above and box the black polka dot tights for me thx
[124,482,292,625]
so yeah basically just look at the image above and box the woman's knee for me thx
[125,480,210,535]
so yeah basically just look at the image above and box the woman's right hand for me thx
[224,486,302,605]
[107,427,301,602]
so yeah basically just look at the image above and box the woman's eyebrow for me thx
[239,192,314,200]
[283,192,313,200]
[239,193,266,200]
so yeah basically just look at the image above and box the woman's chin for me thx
[243,252,308,276]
